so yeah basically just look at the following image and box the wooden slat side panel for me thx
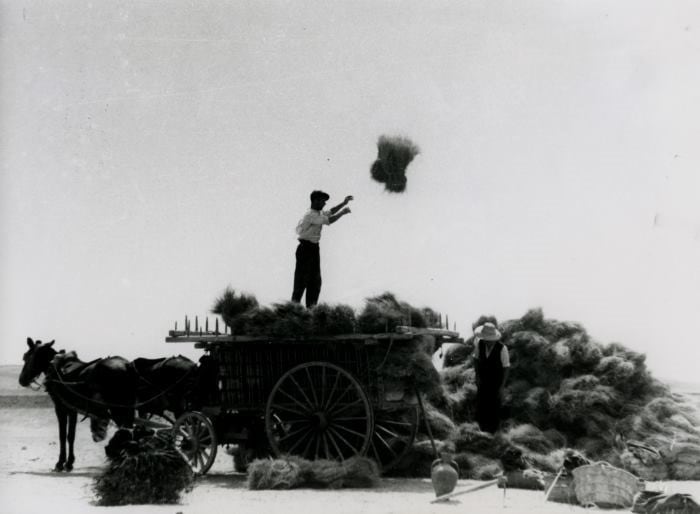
[211,342,375,409]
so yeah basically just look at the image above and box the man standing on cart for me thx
[291,190,353,308]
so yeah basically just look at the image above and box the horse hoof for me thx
[64,464,73,472]
[52,466,64,472]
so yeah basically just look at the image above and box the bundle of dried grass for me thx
[271,302,312,336]
[450,422,500,456]
[370,135,420,193]
[502,424,556,455]
[93,430,194,505]
[357,293,406,333]
[499,469,546,490]
[634,493,700,514]
[247,456,379,489]
[388,439,455,478]
[238,306,277,335]
[247,457,304,490]
[454,452,503,479]
[310,303,356,335]
[211,287,259,331]
[374,334,441,398]
[421,402,457,440]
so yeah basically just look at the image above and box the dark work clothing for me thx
[291,240,322,308]
[475,340,505,433]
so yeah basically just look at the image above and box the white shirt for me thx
[296,209,330,243]
[473,340,510,368]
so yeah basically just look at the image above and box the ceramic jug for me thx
[431,453,460,497]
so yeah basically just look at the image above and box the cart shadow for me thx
[373,478,435,493]
[195,472,248,489]
[193,474,437,493]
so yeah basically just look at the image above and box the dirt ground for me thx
[1,406,699,514]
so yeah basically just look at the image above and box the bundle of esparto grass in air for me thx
[370,135,420,193]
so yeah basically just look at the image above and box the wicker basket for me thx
[572,462,644,508]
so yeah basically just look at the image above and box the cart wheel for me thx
[172,411,218,475]
[368,405,420,472]
[266,362,373,461]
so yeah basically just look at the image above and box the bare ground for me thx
[2,406,700,514]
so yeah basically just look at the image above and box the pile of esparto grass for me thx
[247,456,379,490]
[93,430,194,506]
[370,135,420,193]
[429,308,700,481]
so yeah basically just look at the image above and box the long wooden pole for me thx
[543,467,564,502]
[430,478,501,503]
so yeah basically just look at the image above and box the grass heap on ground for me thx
[93,429,194,505]
[407,308,700,481]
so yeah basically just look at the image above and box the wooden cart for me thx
[165,323,461,474]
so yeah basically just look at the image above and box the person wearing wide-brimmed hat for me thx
[473,322,510,433]
[291,190,353,308]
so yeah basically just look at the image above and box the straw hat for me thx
[475,322,502,341]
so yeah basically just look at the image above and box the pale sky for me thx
[2,1,699,383]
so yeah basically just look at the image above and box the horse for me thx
[131,355,198,421]
[19,338,137,472]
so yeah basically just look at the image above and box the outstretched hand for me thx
[341,207,351,215]
[344,195,354,203]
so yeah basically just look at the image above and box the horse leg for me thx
[65,411,77,471]
[53,404,67,472]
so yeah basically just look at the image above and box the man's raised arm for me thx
[329,195,353,214]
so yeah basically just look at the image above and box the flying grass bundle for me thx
[247,456,379,490]
[370,135,420,193]
[93,430,194,505]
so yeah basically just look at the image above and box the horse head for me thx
[19,338,58,387]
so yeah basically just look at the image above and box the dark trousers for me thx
[476,385,502,434]
[291,240,321,308]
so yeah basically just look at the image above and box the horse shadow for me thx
[10,466,104,478]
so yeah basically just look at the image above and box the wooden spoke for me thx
[373,431,398,457]
[326,430,345,458]
[325,384,355,413]
[333,423,370,439]
[329,399,364,417]
[323,370,342,410]
[278,387,314,413]
[305,367,320,409]
[270,402,309,417]
[288,375,316,411]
